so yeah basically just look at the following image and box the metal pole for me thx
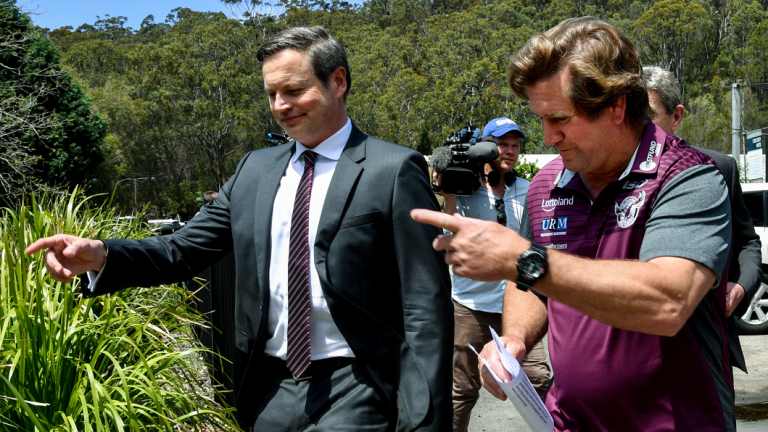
[732,82,742,163]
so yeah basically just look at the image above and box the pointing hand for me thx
[25,234,107,282]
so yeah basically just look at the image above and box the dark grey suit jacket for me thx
[87,125,453,430]
[700,148,762,372]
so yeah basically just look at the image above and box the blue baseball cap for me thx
[482,117,525,140]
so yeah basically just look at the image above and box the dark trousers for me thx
[251,356,396,431]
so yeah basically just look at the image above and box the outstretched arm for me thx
[25,235,107,282]
[411,164,731,337]
[412,209,718,336]
[25,151,254,294]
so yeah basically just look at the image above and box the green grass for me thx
[0,190,239,431]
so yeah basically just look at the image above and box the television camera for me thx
[431,125,499,195]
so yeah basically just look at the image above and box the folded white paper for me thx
[475,327,554,432]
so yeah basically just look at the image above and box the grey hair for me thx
[642,66,681,115]
[256,26,351,98]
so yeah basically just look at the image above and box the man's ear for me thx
[671,104,685,131]
[330,66,347,98]
[610,94,627,125]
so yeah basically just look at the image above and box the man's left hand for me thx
[410,209,526,281]
[725,282,746,317]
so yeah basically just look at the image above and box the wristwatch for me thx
[515,244,548,291]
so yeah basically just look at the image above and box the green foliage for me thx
[52,10,266,217]
[516,160,540,181]
[678,92,730,153]
[632,0,715,94]
[31,0,768,214]
[0,1,106,202]
[0,189,239,431]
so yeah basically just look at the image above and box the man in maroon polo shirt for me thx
[412,17,734,431]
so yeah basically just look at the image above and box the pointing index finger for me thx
[25,237,61,256]
[410,209,461,232]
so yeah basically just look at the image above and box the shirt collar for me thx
[553,168,573,188]
[617,143,641,181]
[292,117,351,163]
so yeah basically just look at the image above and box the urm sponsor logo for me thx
[541,217,568,231]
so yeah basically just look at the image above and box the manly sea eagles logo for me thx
[615,191,646,229]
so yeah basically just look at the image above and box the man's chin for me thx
[281,126,303,141]
[280,115,306,130]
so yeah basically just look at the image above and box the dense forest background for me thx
[4,0,768,216]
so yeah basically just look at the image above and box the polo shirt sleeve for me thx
[639,164,731,281]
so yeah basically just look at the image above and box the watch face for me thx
[520,251,545,278]
[517,246,548,291]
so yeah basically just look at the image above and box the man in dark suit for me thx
[26,26,452,431]
[643,65,762,372]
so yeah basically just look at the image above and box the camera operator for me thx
[434,117,552,432]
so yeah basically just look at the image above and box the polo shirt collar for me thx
[554,122,665,189]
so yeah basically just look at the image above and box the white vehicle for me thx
[147,218,185,235]
[737,182,768,334]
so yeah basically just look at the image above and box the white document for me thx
[473,327,554,432]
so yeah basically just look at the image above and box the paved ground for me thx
[470,334,768,431]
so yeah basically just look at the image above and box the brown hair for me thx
[508,17,648,130]
[257,26,351,99]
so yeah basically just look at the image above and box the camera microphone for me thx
[430,145,453,173]
[467,140,499,163]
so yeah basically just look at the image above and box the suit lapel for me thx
[314,126,367,281]
[254,144,293,291]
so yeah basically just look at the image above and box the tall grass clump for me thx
[0,190,240,431]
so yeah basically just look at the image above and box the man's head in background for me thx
[643,66,685,134]
[482,116,525,174]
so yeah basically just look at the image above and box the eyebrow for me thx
[264,77,310,90]
[541,111,573,120]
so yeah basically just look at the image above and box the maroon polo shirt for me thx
[527,123,734,431]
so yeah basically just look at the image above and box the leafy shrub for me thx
[0,190,239,431]
[516,160,540,181]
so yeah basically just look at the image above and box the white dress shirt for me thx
[264,118,355,360]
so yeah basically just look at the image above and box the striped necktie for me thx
[286,150,317,379]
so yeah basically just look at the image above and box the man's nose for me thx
[543,126,562,147]
[273,93,290,112]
